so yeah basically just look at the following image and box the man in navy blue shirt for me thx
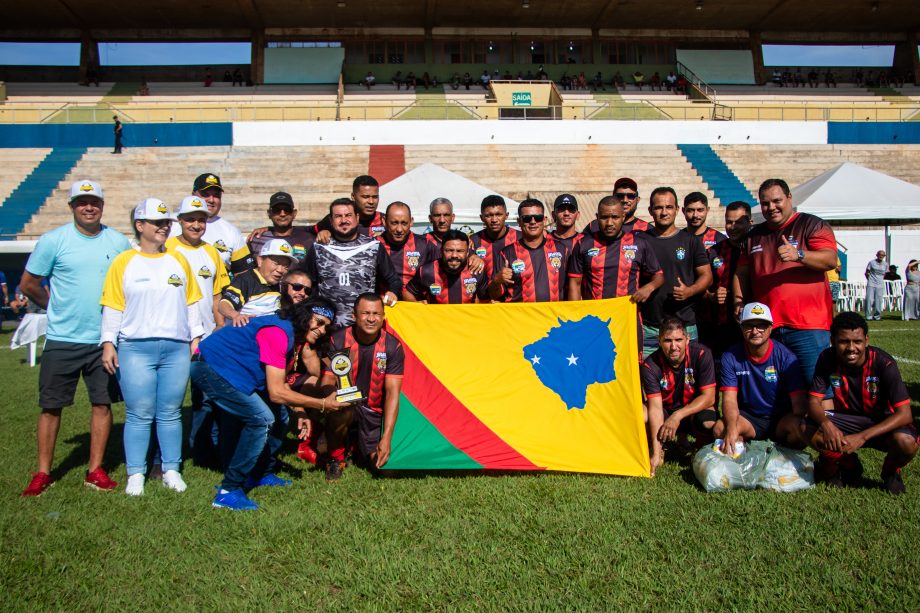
[713,302,806,453]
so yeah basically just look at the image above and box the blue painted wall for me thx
[0,123,232,148]
[827,122,920,144]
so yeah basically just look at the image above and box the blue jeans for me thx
[190,360,274,490]
[217,394,288,480]
[772,326,830,387]
[117,339,190,476]
[865,284,884,320]
[188,383,221,467]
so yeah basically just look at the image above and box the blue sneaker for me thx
[244,473,293,489]
[212,488,259,511]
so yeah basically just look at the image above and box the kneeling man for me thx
[795,312,917,494]
[642,317,718,475]
[713,302,806,453]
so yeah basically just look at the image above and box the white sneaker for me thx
[162,470,187,493]
[125,473,145,496]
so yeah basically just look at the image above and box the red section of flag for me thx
[368,145,405,186]
[391,328,543,470]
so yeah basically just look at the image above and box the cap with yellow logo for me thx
[69,180,104,203]
[259,238,298,265]
[177,195,208,217]
[133,197,176,221]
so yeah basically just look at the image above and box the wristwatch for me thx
[796,249,805,262]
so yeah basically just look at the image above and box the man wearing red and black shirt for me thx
[698,201,751,356]
[640,317,718,476]
[315,176,386,241]
[490,199,568,303]
[583,177,651,238]
[549,193,582,252]
[682,192,727,249]
[320,293,404,481]
[377,202,438,288]
[404,229,489,304]
[795,312,917,494]
[568,196,663,302]
[734,178,837,384]
[471,195,519,279]
[425,197,456,248]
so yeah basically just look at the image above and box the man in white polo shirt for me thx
[185,173,250,275]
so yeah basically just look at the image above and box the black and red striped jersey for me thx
[377,233,438,288]
[406,260,489,304]
[549,230,583,254]
[568,231,662,300]
[810,346,910,418]
[495,236,569,303]
[706,239,742,325]
[586,217,650,237]
[424,231,443,248]
[327,326,404,414]
[641,341,716,412]
[684,226,727,249]
[471,227,519,279]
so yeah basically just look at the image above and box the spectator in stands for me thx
[632,70,645,90]
[462,72,473,89]
[85,65,100,87]
[560,73,572,91]
[20,180,132,498]
[879,71,890,87]
[363,71,376,89]
[421,72,432,89]
[853,68,864,87]
[592,72,604,91]
[204,67,213,87]
[675,74,688,94]
[577,72,588,90]
[612,71,624,88]
[232,68,244,86]
[526,69,535,80]
[392,71,404,90]
[480,70,491,89]
[650,72,662,91]
[772,69,784,87]
[903,260,919,320]
[247,192,316,267]
[137,80,150,96]
[824,69,837,88]
[865,250,887,321]
[793,68,805,88]
[808,68,820,88]
[503,70,514,80]
[883,265,901,281]
[866,70,877,87]
[782,68,792,87]
[450,73,461,90]
[181,173,249,275]
[666,71,678,92]
[733,178,837,384]
[405,72,417,89]
[112,116,123,154]
[223,70,233,83]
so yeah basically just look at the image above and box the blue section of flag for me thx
[523,315,617,410]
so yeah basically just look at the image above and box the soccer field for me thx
[1,317,918,610]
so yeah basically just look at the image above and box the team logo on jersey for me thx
[406,251,421,270]
[764,366,778,383]
[511,259,526,274]
[659,376,669,390]
[475,247,487,258]
[712,256,724,269]
[786,236,799,248]
[548,251,563,271]
[675,247,687,261]
[156,202,168,214]
[685,367,695,388]
[750,244,764,254]
[463,277,478,295]
[830,374,842,388]
[197,266,212,279]
[213,239,229,253]
[866,376,879,400]
[292,244,306,258]
[587,248,600,257]
[375,351,388,373]
[622,244,637,262]
[190,198,203,208]
[429,284,442,296]
[167,274,184,287]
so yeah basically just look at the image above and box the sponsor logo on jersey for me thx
[213,239,229,253]
[197,266,212,279]
[463,277,478,295]
[764,366,778,383]
[167,274,184,287]
[475,247,488,258]
[587,248,600,257]
[704,240,718,248]
[786,235,799,248]
[675,247,687,261]
[735,370,751,376]
[511,259,526,274]
[712,256,723,269]
[429,284,442,296]
[548,251,563,271]
[375,351,388,373]
[293,244,306,258]
[750,244,764,254]
[371,225,386,234]
[659,376,669,390]
[406,250,421,270]
[830,374,842,388]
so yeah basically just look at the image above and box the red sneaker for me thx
[297,441,319,465]
[84,467,118,491]
[21,472,54,497]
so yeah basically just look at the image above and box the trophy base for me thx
[336,386,364,403]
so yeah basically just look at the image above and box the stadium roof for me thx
[2,1,918,40]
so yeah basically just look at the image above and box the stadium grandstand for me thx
[1,0,919,287]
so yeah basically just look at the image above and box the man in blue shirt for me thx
[713,302,807,453]
[20,180,132,497]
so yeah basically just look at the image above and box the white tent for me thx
[379,163,518,230]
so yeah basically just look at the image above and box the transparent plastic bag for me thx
[758,445,815,492]
[692,440,769,492]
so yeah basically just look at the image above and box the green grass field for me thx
[1,316,919,610]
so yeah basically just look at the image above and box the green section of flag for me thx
[385,394,482,470]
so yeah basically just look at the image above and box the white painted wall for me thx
[834,229,920,281]
[233,120,827,146]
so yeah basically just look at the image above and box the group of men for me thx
[18,168,917,497]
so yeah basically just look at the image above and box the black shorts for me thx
[355,404,383,457]
[664,407,718,435]
[38,340,121,409]
[809,412,918,451]
[739,409,780,440]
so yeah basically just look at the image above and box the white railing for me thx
[837,280,904,313]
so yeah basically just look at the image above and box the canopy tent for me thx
[379,163,518,231]
[793,162,920,263]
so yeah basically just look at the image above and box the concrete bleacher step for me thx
[1,148,87,236]
[678,145,756,206]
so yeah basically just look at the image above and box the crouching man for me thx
[713,302,807,453]
[641,317,718,475]
[790,312,917,494]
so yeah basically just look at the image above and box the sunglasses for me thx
[520,214,545,224]
[613,192,639,200]
[741,321,770,331]
[271,206,294,214]
[555,204,577,213]
[144,219,172,227]
[286,283,308,292]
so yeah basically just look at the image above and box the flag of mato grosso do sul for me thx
[383,297,650,476]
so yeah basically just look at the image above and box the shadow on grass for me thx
[52,421,125,481]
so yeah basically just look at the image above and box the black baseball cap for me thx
[553,194,578,210]
[193,173,223,193]
[613,177,638,192]
[269,191,295,209]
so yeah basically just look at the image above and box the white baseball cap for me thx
[133,197,175,221]
[740,302,773,325]
[69,180,104,203]
[176,195,208,217]
[259,238,297,264]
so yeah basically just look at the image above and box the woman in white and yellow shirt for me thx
[100,198,204,496]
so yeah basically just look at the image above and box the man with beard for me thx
[377,202,438,289]
[681,192,726,249]
[300,199,401,328]
[315,175,385,241]
[404,229,490,304]
[471,195,519,279]
[490,199,568,303]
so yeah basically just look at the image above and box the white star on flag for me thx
[530,355,541,365]
[567,354,579,366]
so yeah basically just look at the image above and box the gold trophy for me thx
[330,350,364,403]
